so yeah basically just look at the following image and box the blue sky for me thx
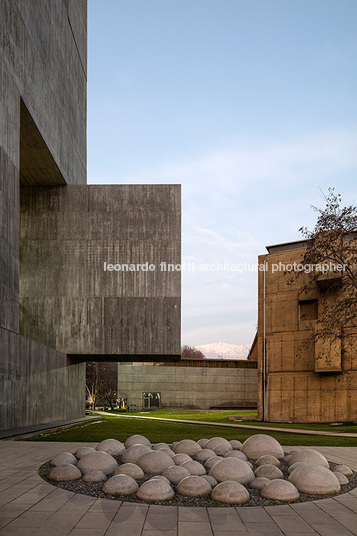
[87,0,357,346]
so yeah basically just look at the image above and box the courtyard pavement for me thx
[1,441,357,535]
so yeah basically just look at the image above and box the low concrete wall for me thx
[0,326,85,432]
[118,362,257,410]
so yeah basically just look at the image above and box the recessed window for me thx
[299,299,318,321]
[143,392,161,409]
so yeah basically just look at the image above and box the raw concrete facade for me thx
[0,0,181,434]
[257,240,357,423]
[118,360,258,410]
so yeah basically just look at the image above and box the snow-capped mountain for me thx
[195,342,251,360]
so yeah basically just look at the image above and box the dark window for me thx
[299,299,318,321]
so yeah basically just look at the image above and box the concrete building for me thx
[118,359,258,411]
[257,239,357,423]
[1,0,181,434]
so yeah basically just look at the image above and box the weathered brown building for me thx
[257,239,357,423]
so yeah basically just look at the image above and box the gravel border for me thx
[39,455,357,507]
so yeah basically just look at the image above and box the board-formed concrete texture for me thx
[0,0,181,434]
[257,239,357,423]
[20,184,181,357]
[118,359,257,410]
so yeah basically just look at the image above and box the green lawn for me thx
[110,409,357,433]
[26,416,357,447]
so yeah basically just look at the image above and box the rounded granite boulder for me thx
[204,456,223,470]
[334,472,349,485]
[289,465,341,495]
[201,475,217,487]
[256,455,281,468]
[229,440,243,450]
[254,464,283,480]
[136,451,173,474]
[174,440,202,457]
[211,481,250,505]
[49,464,82,482]
[77,451,118,476]
[177,476,212,497]
[152,443,170,450]
[96,439,125,457]
[225,451,248,461]
[288,449,329,469]
[333,465,353,476]
[180,460,206,476]
[124,435,151,449]
[241,434,284,461]
[50,453,77,467]
[102,475,138,496]
[288,462,310,475]
[172,454,192,465]
[114,463,144,480]
[212,444,233,457]
[249,477,270,490]
[205,438,233,452]
[198,439,209,448]
[194,449,216,463]
[159,448,175,458]
[260,479,300,502]
[83,470,107,483]
[75,447,96,459]
[136,479,174,502]
[209,458,254,484]
[162,465,191,484]
[121,445,152,464]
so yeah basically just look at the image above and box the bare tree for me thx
[293,188,357,340]
[86,362,119,410]
[181,345,205,359]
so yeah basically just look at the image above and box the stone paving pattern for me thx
[1,442,357,535]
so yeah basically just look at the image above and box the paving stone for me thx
[237,506,272,523]
[243,522,284,536]
[178,521,213,536]
[269,514,316,532]
[179,507,209,522]
[209,514,246,531]
[144,513,177,530]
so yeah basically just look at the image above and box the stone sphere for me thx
[124,435,151,448]
[150,475,171,484]
[288,462,310,475]
[254,464,283,480]
[225,451,247,461]
[77,451,118,475]
[288,449,329,468]
[204,456,223,469]
[201,475,217,487]
[198,439,209,448]
[256,455,281,467]
[283,453,294,463]
[137,479,174,502]
[205,437,232,452]
[180,460,206,476]
[75,447,96,459]
[136,451,173,474]
[241,434,284,461]
[102,475,138,496]
[229,440,243,450]
[159,448,175,458]
[261,479,300,502]
[171,442,179,449]
[96,439,125,457]
[114,463,144,480]
[211,481,250,505]
[152,443,170,450]
[289,465,341,495]
[212,444,233,456]
[334,472,349,485]
[177,476,212,497]
[209,458,254,484]
[172,454,192,465]
[162,465,191,484]
[49,464,81,482]
[174,440,202,456]
[121,445,152,464]
[249,477,270,490]
[333,464,353,476]
[50,453,77,466]
[83,471,107,483]
[194,449,216,463]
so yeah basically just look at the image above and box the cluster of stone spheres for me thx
[47,434,353,505]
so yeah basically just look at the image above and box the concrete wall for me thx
[257,243,357,423]
[0,0,87,432]
[118,362,257,410]
[20,184,181,357]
